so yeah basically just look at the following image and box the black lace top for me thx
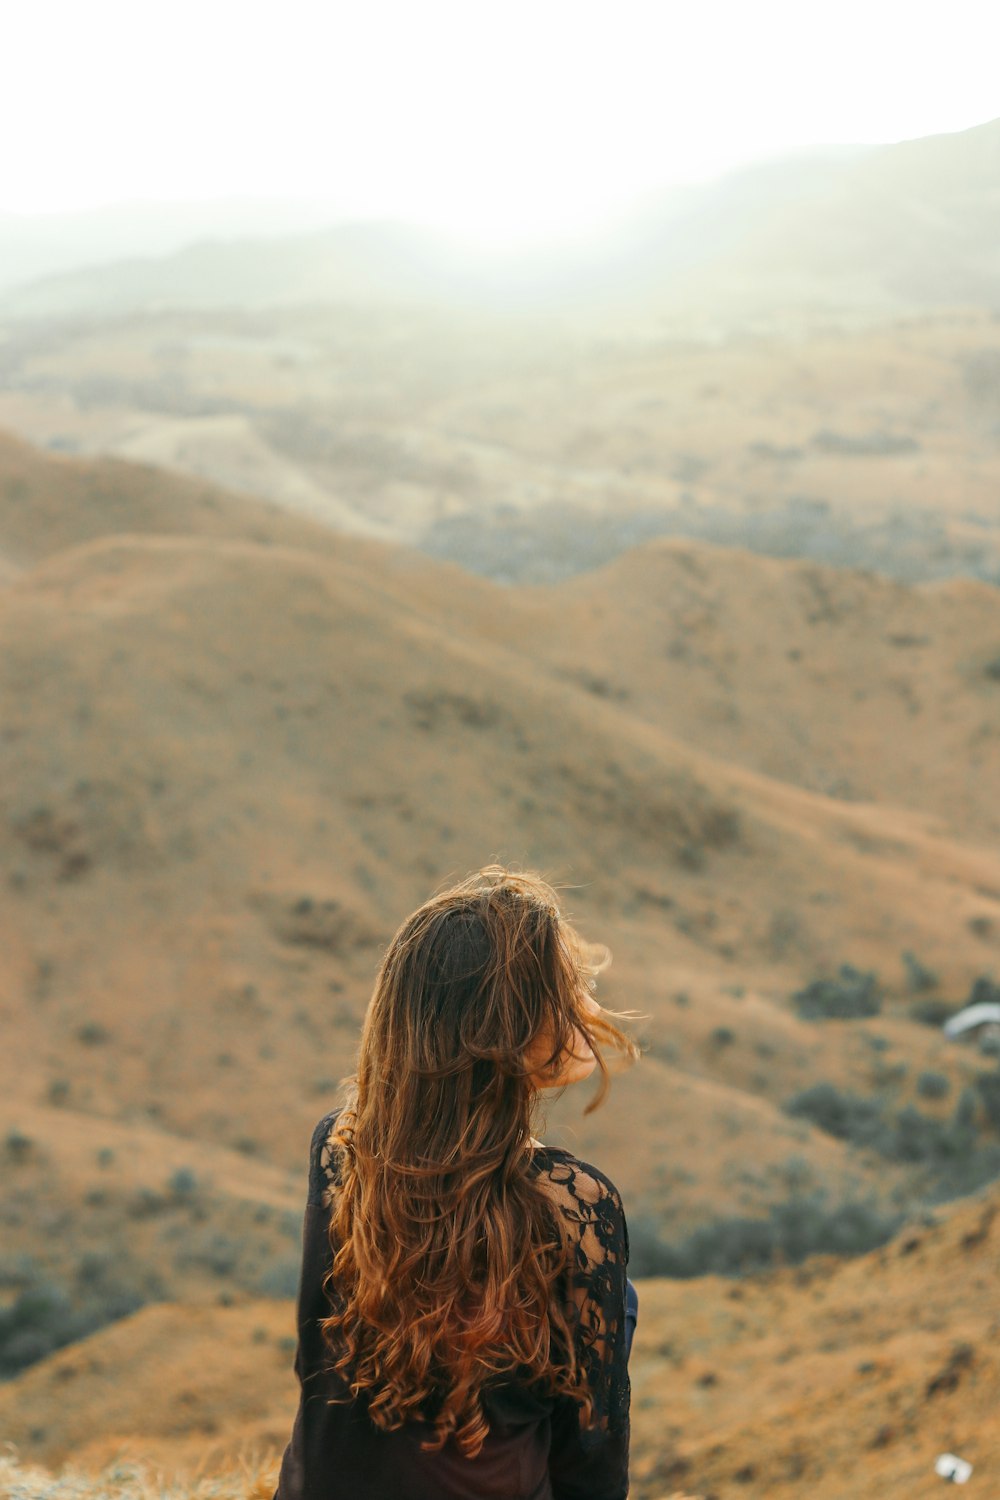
[273,1111,632,1500]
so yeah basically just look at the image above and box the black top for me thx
[274,1111,632,1500]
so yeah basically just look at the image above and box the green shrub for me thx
[902,950,939,993]
[630,1193,903,1278]
[888,1103,976,1163]
[967,976,1000,1007]
[0,1278,144,1378]
[916,1071,951,1101]
[910,998,954,1027]
[255,1256,301,1298]
[77,1022,110,1046]
[784,1083,991,1173]
[5,1128,32,1162]
[929,1143,1000,1202]
[975,1071,1000,1131]
[784,1083,883,1145]
[793,965,881,1020]
[168,1166,198,1198]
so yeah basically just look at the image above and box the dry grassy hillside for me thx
[1,434,999,1491]
[2,1181,997,1499]
[505,540,1000,842]
[2,522,997,1179]
[0,428,372,570]
[2,305,999,588]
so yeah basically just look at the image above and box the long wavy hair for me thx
[319,865,638,1458]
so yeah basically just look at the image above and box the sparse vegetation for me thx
[255,1257,301,1298]
[916,1070,951,1100]
[793,965,882,1020]
[967,975,1000,1007]
[784,1083,882,1144]
[168,1166,199,1198]
[76,1021,110,1046]
[976,1070,1000,1131]
[0,1277,145,1378]
[710,1026,736,1048]
[4,1128,33,1162]
[811,428,920,457]
[910,997,953,1027]
[902,950,938,992]
[629,1192,903,1278]
[783,1080,1000,1197]
[0,1455,278,1500]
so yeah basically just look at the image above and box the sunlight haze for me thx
[4,0,998,243]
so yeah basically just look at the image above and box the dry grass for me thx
[0,1456,278,1500]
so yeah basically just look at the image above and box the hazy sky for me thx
[5,0,998,242]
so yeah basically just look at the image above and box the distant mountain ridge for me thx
[3,117,998,322]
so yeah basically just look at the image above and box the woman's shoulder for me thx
[531,1143,630,1280]
[530,1142,627,1230]
[306,1108,344,1207]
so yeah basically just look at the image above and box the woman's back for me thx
[274,1110,633,1500]
[272,867,639,1499]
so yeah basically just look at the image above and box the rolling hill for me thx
[3,118,998,321]
[1,433,998,1497]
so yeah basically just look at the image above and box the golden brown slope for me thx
[0,427,371,569]
[504,537,1000,845]
[629,1182,1000,1499]
[1,1184,996,1499]
[2,528,999,1246]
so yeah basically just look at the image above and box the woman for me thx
[274,865,640,1500]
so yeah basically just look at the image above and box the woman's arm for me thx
[546,1160,631,1500]
[273,1112,341,1500]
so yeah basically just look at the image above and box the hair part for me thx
[319,865,638,1457]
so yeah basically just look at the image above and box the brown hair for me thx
[320,865,638,1457]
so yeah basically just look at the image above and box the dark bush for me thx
[0,1278,144,1378]
[168,1166,198,1198]
[793,965,881,1020]
[784,1083,989,1172]
[630,1193,903,1278]
[255,1256,302,1298]
[966,976,1000,1007]
[929,1142,1000,1202]
[76,1022,110,1046]
[626,1215,678,1278]
[5,1128,33,1162]
[910,998,954,1028]
[784,1083,882,1145]
[888,1103,977,1164]
[902,950,939,993]
[916,1071,951,1100]
[176,1231,241,1276]
[975,1071,1000,1132]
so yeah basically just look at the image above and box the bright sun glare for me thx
[3,0,998,244]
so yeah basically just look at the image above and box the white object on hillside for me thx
[943,1002,1000,1039]
[935,1452,973,1483]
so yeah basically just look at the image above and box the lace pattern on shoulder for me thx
[531,1149,630,1444]
[307,1110,343,1209]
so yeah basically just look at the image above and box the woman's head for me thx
[354,865,624,1144]
[322,866,638,1457]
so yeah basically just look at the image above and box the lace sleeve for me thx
[540,1151,631,1500]
[305,1110,343,1209]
